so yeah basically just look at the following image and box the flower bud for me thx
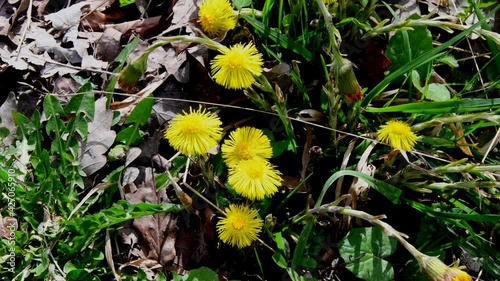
[417,254,472,281]
[117,53,149,93]
[332,57,363,103]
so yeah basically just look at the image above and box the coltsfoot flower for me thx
[418,254,472,281]
[228,158,282,200]
[164,106,222,156]
[211,43,263,89]
[197,0,236,37]
[217,204,263,248]
[221,127,273,167]
[377,120,417,152]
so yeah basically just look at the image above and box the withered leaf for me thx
[120,167,178,267]
[77,98,116,175]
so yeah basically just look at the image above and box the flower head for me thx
[164,106,222,156]
[222,127,273,167]
[211,43,263,89]
[217,204,263,248]
[198,0,236,37]
[417,254,472,281]
[228,158,282,200]
[377,120,417,152]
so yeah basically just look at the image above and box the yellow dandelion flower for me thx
[221,127,273,167]
[164,106,222,156]
[211,43,263,90]
[228,158,282,200]
[217,204,263,248]
[198,0,236,37]
[377,120,417,152]
[417,254,472,281]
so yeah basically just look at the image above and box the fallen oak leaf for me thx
[77,97,116,175]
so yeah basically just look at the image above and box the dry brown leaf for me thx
[120,167,178,267]
[78,98,116,175]
[45,2,88,30]
[95,27,122,61]
[164,0,201,35]
[0,0,29,36]
[449,121,473,156]
[0,92,18,146]
[53,76,80,96]
[104,16,161,37]
[27,24,82,64]
[0,216,18,239]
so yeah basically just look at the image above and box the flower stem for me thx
[308,204,423,258]
[155,35,226,51]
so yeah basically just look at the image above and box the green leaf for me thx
[119,0,135,7]
[233,0,251,10]
[175,267,218,281]
[115,36,140,65]
[425,83,451,102]
[0,127,10,139]
[106,36,140,95]
[116,126,142,146]
[64,94,95,120]
[272,140,294,157]
[65,200,183,236]
[411,70,450,101]
[73,114,88,139]
[28,110,43,155]
[298,257,317,268]
[274,231,290,259]
[117,95,153,146]
[437,53,458,68]
[411,70,424,92]
[346,254,394,281]
[124,95,153,126]
[316,170,402,207]
[241,14,312,61]
[338,227,397,281]
[272,252,288,269]
[291,216,314,269]
[405,199,500,223]
[340,227,397,258]
[43,95,64,118]
[65,114,88,140]
[386,14,433,80]
[12,111,29,125]
[361,6,499,107]
[108,144,127,161]
[0,168,8,181]
[45,114,68,165]
[366,98,500,114]
[46,117,65,135]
